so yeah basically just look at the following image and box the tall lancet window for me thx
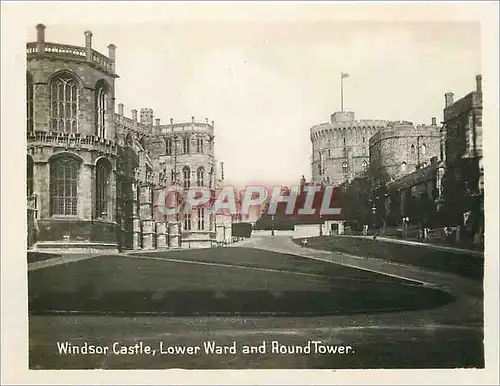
[95,80,108,138]
[165,138,172,155]
[183,136,190,154]
[27,73,34,133]
[197,167,205,187]
[184,213,192,231]
[183,166,191,189]
[197,208,205,230]
[95,158,111,219]
[197,137,204,153]
[50,72,79,133]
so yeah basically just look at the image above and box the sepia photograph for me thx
[1,1,499,385]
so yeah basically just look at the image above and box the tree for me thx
[338,177,371,229]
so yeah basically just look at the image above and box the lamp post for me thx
[371,205,377,234]
[403,216,409,238]
[271,215,275,236]
[319,214,323,236]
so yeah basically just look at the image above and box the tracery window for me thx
[197,167,205,187]
[165,138,172,155]
[197,137,204,153]
[197,208,205,230]
[50,156,80,216]
[183,136,190,154]
[50,73,79,133]
[184,213,192,231]
[183,166,191,189]
[95,80,107,138]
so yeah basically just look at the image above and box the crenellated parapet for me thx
[369,121,440,147]
[114,106,215,139]
[26,24,117,77]
[310,120,391,140]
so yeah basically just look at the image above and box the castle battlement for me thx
[26,24,117,77]
[115,106,215,138]
[369,121,440,145]
[310,120,390,138]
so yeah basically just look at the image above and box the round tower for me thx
[310,111,389,185]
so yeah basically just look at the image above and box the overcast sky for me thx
[24,10,480,186]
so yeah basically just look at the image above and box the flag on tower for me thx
[341,72,349,78]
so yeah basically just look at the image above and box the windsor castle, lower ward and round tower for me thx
[26,25,230,252]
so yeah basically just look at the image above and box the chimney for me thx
[132,109,137,121]
[118,103,124,116]
[431,117,436,126]
[170,118,174,126]
[445,92,454,108]
[476,74,482,93]
[191,116,195,124]
[108,44,116,73]
[36,24,46,54]
[205,118,209,125]
[211,120,215,127]
[84,30,93,61]
[155,118,161,126]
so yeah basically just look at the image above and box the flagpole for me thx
[341,73,344,112]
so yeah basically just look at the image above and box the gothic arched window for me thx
[362,160,368,172]
[197,137,204,153]
[342,162,349,175]
[165,138,172,155]
[27,155,34,196]
[95,80,108,138]
[95,158,111,219]
[50,72,79,133]
[410,144,415,154]
[421,144,427,156]
[50,155,80,216]
[184,213,192,231]
[197,167,205,187]
[401,162,407,172]
[27,73,34,133]
[197,207,205,230]
[183,166,191,189]
[183,136,190,154]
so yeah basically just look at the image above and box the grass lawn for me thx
[27,252,61,263]
[293,236,483,281]
[29,248,454,316]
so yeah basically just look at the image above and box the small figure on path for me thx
[301,239,309,248]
